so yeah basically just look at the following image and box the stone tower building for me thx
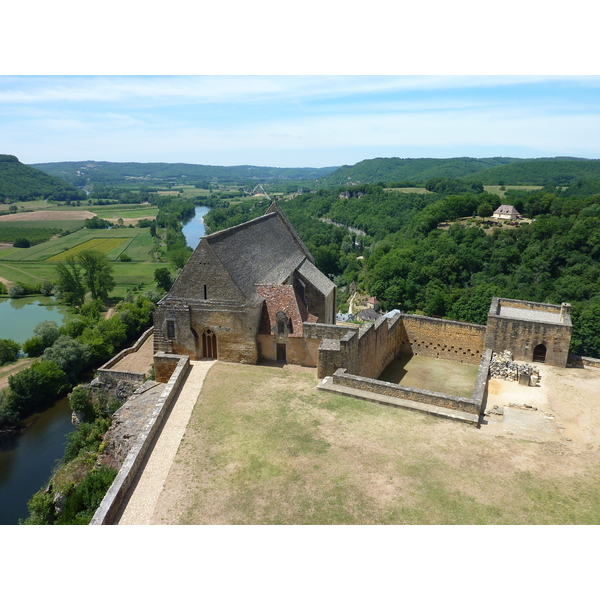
[153,202,336,365]
[484,297,572,367]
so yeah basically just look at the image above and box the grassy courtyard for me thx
[151,362,600,525]
[378,354,480,398]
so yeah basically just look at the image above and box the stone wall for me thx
[97,327,154,386]
[400,315,486,364]
[154,300,261,364]
[90,354,190,525]
[568,355,600,369]
[485,298,572,367]
[154,352,185,383]
[331,369,481,415]
[309,314,487,378]
[257,334,320,367]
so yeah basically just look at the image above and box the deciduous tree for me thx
[78,250,115,303]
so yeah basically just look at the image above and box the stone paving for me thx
[115,360,215,525]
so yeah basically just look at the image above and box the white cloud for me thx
[1,75,599,107]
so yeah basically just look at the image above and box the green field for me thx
[484,185,544,198]
[0,223,164,301]
[5,228,152,262]
[47,237,130,261]
[89,205,158,219]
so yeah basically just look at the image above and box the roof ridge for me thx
[203,211,276,241]
[265,201,315,263]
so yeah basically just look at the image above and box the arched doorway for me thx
[202,329,217,359]
[533,344,547,363]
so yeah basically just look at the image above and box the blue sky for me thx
[2,75,600,168]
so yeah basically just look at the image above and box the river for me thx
[0,205,209,524]
[181,205,210,249]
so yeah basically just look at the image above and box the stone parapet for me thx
[97,327,154,386]
[568,355,600,369]
[90,354,190,525]
[331,368,481,415]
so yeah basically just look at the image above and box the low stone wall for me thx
[96,327,154,385]
[568,354,600,369]
[154,352,184,383]
[90,353,190,525]
[331,368,481,415]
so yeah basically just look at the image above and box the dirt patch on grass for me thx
[0,210,96,222]
[148,361,600,525]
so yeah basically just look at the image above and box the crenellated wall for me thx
[309,313,486,379]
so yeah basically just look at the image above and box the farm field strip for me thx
[0,262,48,283]
[4,228,142,262]
[46,238,129,261]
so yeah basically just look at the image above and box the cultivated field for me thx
[149,362,600,525]
[0,204,165,298]
[47,237,129,261]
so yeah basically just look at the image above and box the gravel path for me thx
[115,360,215,525]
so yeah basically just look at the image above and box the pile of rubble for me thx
[490,350,541,386]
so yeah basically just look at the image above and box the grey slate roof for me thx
[296,257,335,296]
[165,201,335,308]
[203,206,309,303]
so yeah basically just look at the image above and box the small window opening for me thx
[166,319,175,339]
[203,284,207,300]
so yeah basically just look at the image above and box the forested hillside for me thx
[463,158,600,185]
[30,161,339,186]
[204,183,600,359]
[320,157,523,186]
[317,156,600,187]
[0,155,85,203]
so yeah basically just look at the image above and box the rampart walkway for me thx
[115,360,215,524]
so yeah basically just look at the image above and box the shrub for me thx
[0,338,20,365]
[0,281,7,295]
[42,336,92,382]
[22,336,45,357]
[68,385,95,422]
[64,418,111,462]
[57,466,117,524]
[8,284,24,298]
[119,253,132,262]
[40,279,54,296]
[33,320,60,348]
[13,238,31,248]
[8,361,69,417]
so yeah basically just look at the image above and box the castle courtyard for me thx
[116,360,600,525]
[378,354,480,398]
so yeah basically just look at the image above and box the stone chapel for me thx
[153,202,336,365]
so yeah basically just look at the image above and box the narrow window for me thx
[203,284,207,300]
[166,319,175,339]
